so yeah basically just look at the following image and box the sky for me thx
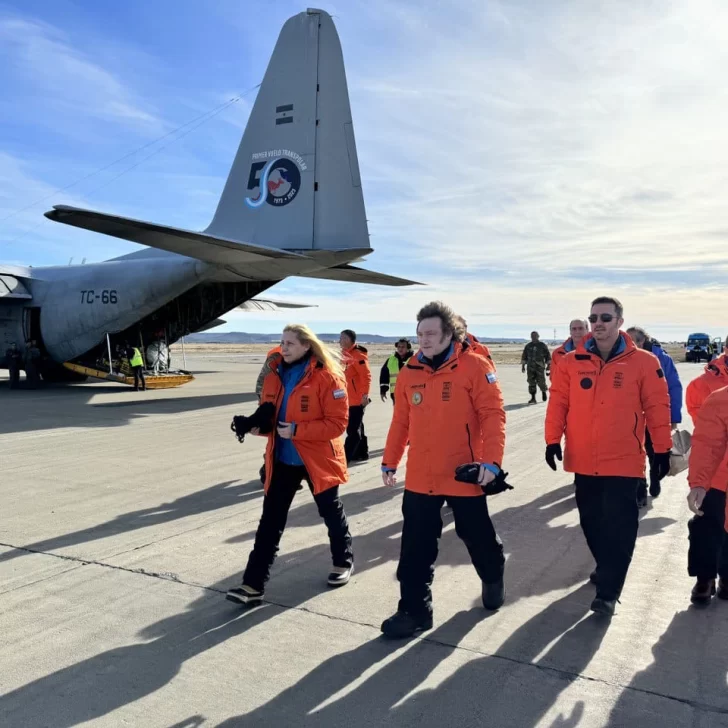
[1,0,727,341]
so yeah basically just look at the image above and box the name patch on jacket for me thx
[333,389,346,399]
[442,382,452,401]
[613,372,624,389]
[486,372,498,384]
[300,395,310,412]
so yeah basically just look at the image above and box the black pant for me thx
[133,366,146,390]
[8,365,19,388]
[243,462,353,591]
[688,488,728,582]
[344,405,368,461]
[25,363,39,389]
[574,475,639,601]
[637,429,658,498]
[397,490,504,617]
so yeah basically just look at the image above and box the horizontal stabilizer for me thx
[239,298,314,311]
[45,205,309,264]
[300,264,421,287]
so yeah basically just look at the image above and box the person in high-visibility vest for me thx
[379,339,413,404]
[125,344,146,391]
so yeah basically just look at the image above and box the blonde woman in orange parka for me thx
[227,325,353,606]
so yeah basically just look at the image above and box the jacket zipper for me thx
[465,423,475,461]
[273,364,314,483]
[632,413,643,454]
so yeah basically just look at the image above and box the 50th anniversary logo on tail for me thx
[245,149,306,209]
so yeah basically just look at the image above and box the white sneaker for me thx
[327,564,353,587]
[226,584,264,605]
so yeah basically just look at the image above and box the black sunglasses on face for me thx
[588,314,614,323]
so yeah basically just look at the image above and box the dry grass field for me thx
[176,341,687,369]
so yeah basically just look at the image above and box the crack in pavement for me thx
[2,540,727,718]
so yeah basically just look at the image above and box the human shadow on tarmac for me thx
[0,484,675,727]
[0,580,295,728]
[504,402,535,412]
[225,482,676,609]
[606,605,728,726]
[0,390,258,434]
[216,586,607,727]
[0,479,263,564]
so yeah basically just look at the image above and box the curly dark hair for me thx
[416,301,466,342]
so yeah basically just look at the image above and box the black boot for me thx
[528,395,537,404]
[691,579,716,605]
[381,610,433,639]
[649,478,661,498]
[717,578,728,600]
[482,579,505,610]
[542,390,548,402]
[590,596,616,616]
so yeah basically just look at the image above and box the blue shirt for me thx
[276,356,309,466]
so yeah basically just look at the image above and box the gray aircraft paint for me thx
[0,9,417,373]
[207,9,368,251]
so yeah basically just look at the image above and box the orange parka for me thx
[465,333,495,369]
[382,341,506,497]
[259,354,348,494]
[688,386,728,527]
[545,333,671,478]
[549,338,575,379]
[342,344,371,404]
[685,354,728,492]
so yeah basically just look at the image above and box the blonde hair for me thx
[283,324,344,379]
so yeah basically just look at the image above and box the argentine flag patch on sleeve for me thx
[333,389,346,399]
[486,372,498,384]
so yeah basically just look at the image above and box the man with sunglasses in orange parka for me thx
[545,296,672,616]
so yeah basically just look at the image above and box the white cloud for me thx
[0,15,163,133]
[342,0,728,288]
[4,1,728,339]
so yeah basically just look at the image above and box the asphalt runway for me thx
[1,357,727,727]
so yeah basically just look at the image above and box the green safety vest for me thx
[130,348,143,367]
[386,355,401,390]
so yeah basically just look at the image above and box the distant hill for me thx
[185,331,532,345]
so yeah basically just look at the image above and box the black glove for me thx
[231,402,276,443]
[654,451,672,480]
[454,464,514,495]
[545,444,563,471]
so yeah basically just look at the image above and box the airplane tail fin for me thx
[205,9,369,252]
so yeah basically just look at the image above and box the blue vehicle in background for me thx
[685,333,712,362]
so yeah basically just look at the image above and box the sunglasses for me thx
[588,314,615,323]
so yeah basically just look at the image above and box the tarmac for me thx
[1,356,727,728]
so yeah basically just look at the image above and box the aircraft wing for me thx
[299,264,421,287]
[0,264,32,278]
[44,205,310,264]
[0,269,33,299]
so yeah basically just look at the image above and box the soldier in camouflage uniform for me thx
[521,331,551,404]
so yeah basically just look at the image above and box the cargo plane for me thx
[0,8,416,386]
